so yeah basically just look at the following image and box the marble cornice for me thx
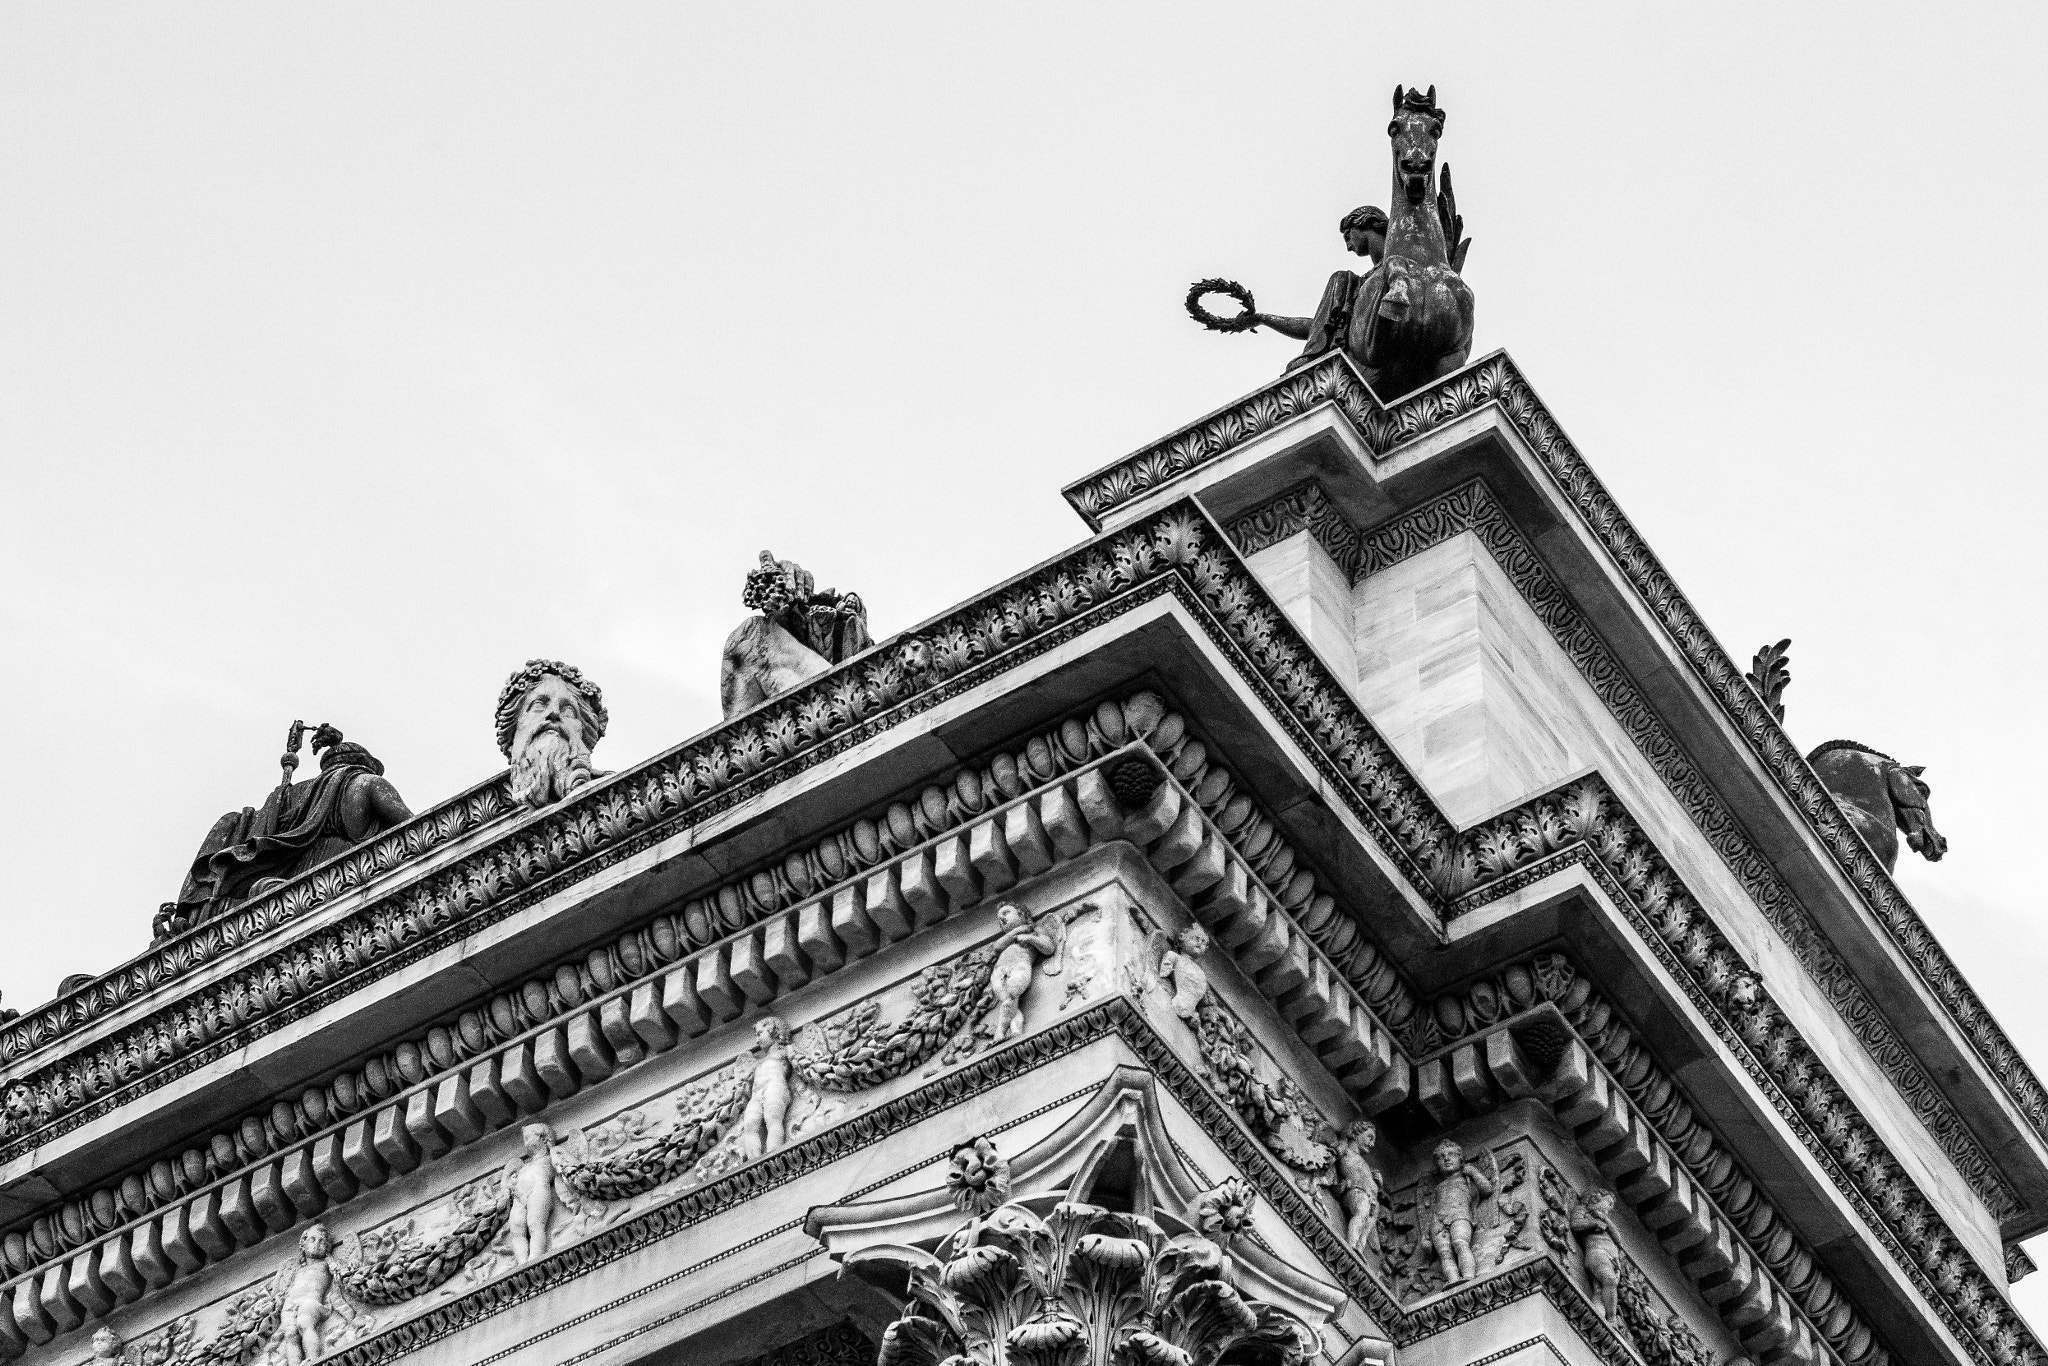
[1062,350,2048,1181]
[1,487,2030,1362]
[1225,477,2018,1225]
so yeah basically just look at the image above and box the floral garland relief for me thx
[95,901,1100,1366]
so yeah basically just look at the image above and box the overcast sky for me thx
[5,0,2048,1315]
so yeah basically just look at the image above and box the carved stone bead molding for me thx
[0,504,1458,1165]
[1069,347,2048,1174]
[1226,477,2016,1223]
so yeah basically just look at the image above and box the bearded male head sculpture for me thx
[496,660,609,810]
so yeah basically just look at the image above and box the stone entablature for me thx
[1060,349,2048,1195]
[0,689,1920,1365]
[4,501,2031,1366]
[5,357,2039,1366]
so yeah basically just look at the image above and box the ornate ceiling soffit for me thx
[1064,349,2048,1197]
[1225,479,2016,1224]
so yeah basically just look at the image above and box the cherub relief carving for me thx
[503,1124,588,1266]
[1570,1187,1621,1321]
[1148,923,1212,1021]
[1320,1120,1384,1258]
[735,1015,797,1160]
[1421,1139,1495,1286]
[263,1225,372,1365]
[986,902,1063,1042]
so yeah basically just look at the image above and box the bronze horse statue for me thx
[1807,740,1948,873]
[1187,84,1475,399]
[1349,85,1475,398]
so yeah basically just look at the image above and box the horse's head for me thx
[1388,85,1445,207]
[1886,761,1949,862]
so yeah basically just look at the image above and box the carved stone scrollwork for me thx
[861,1177,1315,1366]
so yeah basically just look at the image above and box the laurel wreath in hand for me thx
[1184,278,1259,333]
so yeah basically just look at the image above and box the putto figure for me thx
[262,1224,371,1365]
[159,722,411,936]
[503,1124,584,1265]
[1327,1120,1384,1256]
[735,1015,796,1160]
[987,902,1061,1041]
[1570,1187,1622,1320]
[1422,1138,1495,1285]
[1151,923,1212,1021]
[720,550,872,718]
[495,659,609,811]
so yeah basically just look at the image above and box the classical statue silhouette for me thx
[720,551,872,718]
[1189,85,1475,399]
[157,722,411,937]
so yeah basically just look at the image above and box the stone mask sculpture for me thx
[156,722,411,939]
[495,659,609,810]
[719,550,872,719]
[1188,84,1475,399]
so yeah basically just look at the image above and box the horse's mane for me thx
[1807,738,1894,764]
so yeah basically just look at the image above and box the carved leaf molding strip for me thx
[1226,477,2018,1223]
[1072,350,2048,1162]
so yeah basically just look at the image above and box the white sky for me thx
[5,0,2048,1322]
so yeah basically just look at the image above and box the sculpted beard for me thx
[510,724,591,808]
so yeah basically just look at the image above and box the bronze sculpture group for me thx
[1189,85,1475,399]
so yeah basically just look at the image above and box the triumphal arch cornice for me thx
[4,345,2041,1366]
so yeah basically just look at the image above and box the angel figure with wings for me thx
[1147,923,1212,1021]
[259,1225,372,1365]
[1420,1139,1496,1285]
[987,903,1065,1041]
[503,1123,590,1266]
[1315,1120,1384,1258]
